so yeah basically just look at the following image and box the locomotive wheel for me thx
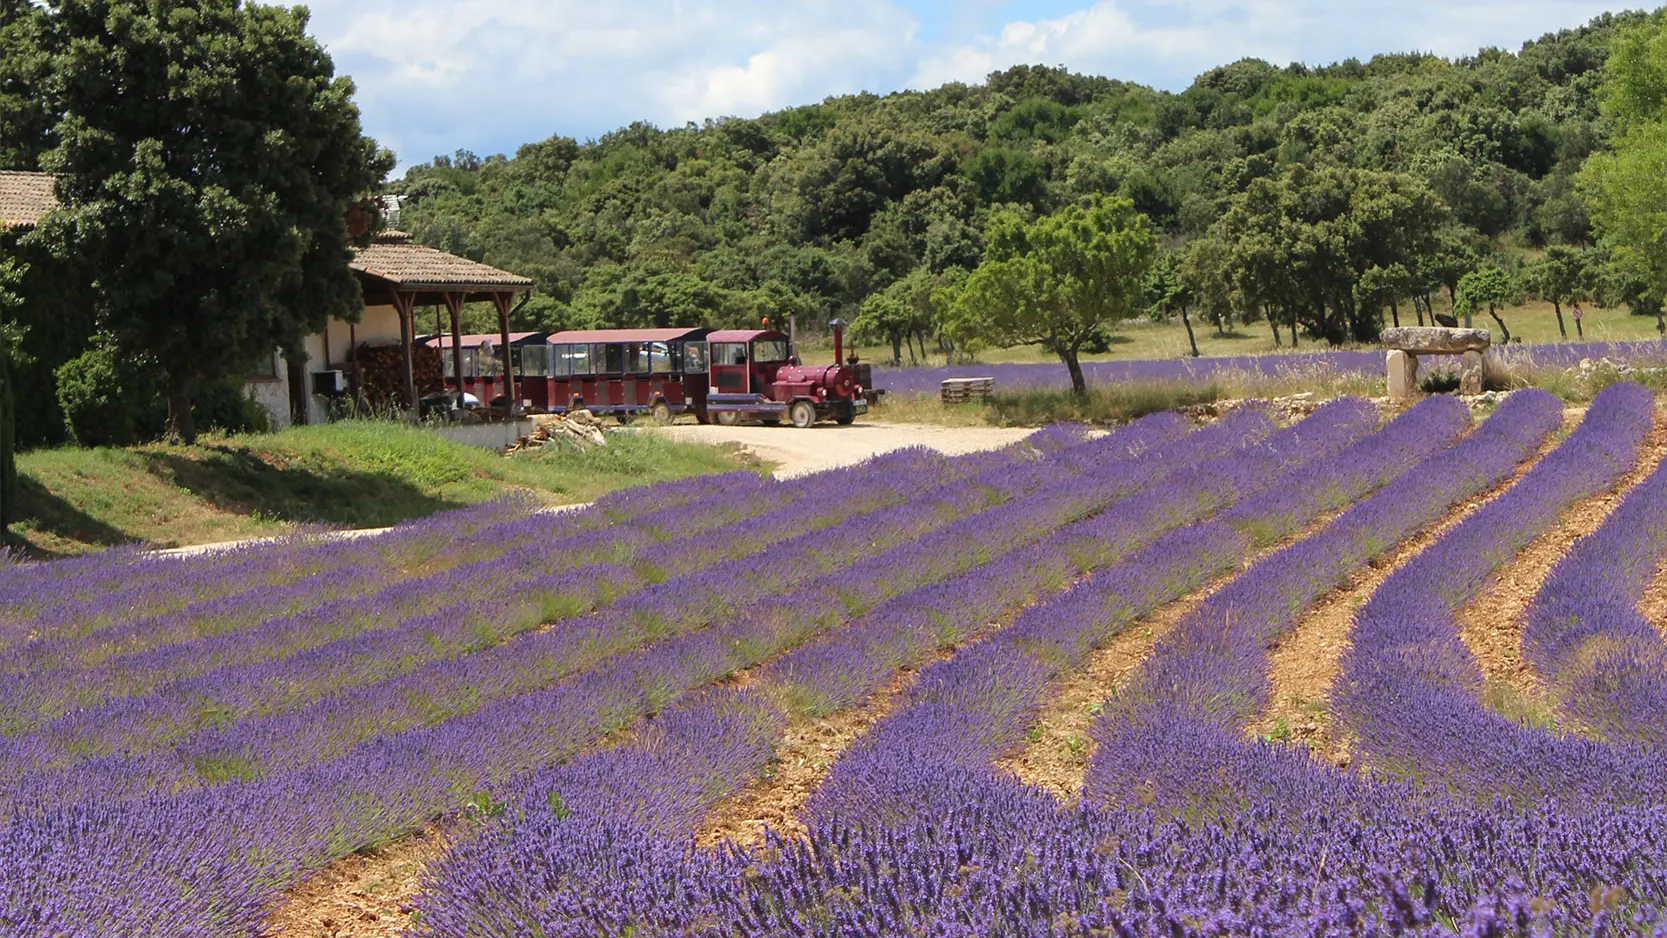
[714,410,741,426]
[788,400,816,429]
[835,406,856,426]
[650,400,674,426]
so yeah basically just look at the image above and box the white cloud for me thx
[304,0,921,167]
[299,0,1628,169]
[909,0,1621,93]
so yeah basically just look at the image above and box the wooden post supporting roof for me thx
[493,292,517,415]
[388,288,418,416]
[443,292,466,405]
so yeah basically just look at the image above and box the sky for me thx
[300,1,1636,170]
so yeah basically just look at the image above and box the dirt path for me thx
[644,421,1035,478]
[1454,412,1666,721]
[1643,557,1667,640]
[995,507,1354,802]
[993,581,1217,804]
[1255,412,1580,760]
[697,653,945,848]
[263,827,450,938]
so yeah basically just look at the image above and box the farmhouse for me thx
[0,171,535,430]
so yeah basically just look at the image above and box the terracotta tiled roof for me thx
[0,170,57,229]
[351,236,533,291]
[0,172,531,291]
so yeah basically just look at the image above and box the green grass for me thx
[803,301,1666,368]
[872,364,1382,428]
[8,420,761,557]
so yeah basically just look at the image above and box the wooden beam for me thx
[390,288,418,417]
[493,292,517,416]
[444,291,466,407]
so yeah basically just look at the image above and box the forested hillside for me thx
[396,9,1663,355]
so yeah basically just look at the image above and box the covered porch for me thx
[281,231,535,426]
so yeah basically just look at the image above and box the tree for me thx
[0,255,20,533]
[1526,245,1590,338]
[1580,19,1667,300]
[855,290,916,364]
[1179,235,1237,339]
[1455,265,1519,340]
[947,196,1158,394]
[30,0,391,442]
[1145,252,1198,357]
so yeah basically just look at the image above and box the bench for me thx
[1381,326,1491,398]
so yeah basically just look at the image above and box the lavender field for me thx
[4,385,1667,937]
[871,339,1667,394]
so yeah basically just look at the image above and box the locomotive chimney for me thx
[830,317,849,366]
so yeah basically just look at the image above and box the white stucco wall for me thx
[244,350,292,431]
[243,307,422,428]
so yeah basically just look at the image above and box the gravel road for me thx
[641,420,1035,478]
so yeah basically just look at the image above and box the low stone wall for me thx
[427,419,542,450]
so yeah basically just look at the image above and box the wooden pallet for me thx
[941,376,995,403]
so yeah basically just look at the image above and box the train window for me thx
[460,348,478,378]
[713,342,748,366]
[649,342,672,373]
[478,345,504,377]
[625,343,651,375]
[520,345,551,377]
[600,343,624,374]
[559,344,591,376]
[754,339,789,363]
[683,342,708,373]
[547,344,569,378]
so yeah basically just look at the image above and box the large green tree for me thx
[1580,17,1667,300]
[947,196,1158,394]
[0,254,22,534]
[1214,164,1447,344]
[29,0,390,442]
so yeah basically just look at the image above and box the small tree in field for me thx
[1455,266,1519,341]
[1527,246,1598,340]
[946,196,1158,395]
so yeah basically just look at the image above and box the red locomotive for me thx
[430,321,868,427]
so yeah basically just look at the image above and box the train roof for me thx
[421,332,545,349]
[547,327,711,343]
[706,329,787,343]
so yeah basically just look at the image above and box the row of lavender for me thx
[0,445,1006,752]
[1,413,1280,933]
[873,338,1667,394]
[416,386,1667,935]
[409,396,1459,933]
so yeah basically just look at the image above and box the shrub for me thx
[54,336,166,447]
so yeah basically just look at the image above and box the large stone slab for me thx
[1380,326,1491,353]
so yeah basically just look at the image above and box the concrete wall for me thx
[428,419,541,450]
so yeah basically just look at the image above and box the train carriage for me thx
[430,322,867,427]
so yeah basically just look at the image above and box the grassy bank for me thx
[8,421,760,557]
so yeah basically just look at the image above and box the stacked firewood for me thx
[354,343,442,408]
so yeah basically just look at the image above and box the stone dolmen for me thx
[1381,326,1491,398]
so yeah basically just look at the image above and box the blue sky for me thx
[298,1,1636,170]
